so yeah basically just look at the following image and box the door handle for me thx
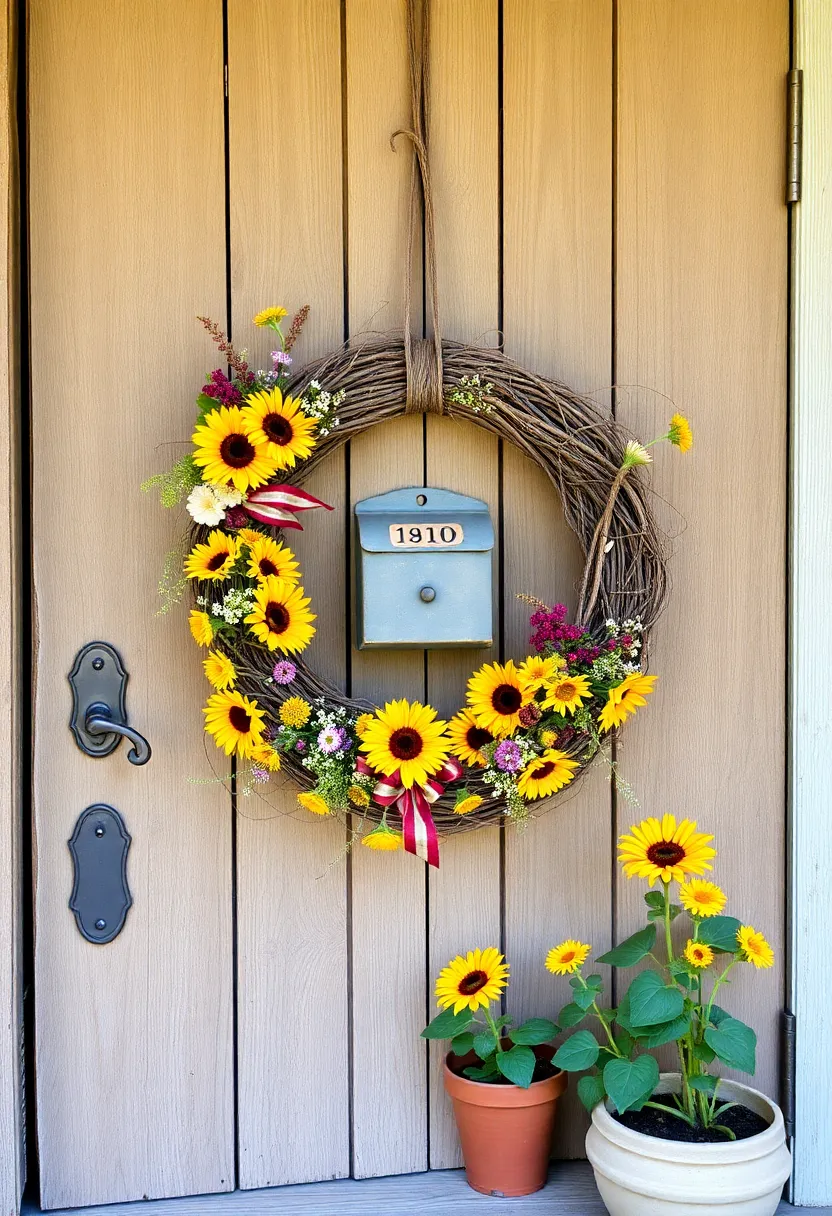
[68,642,152,766]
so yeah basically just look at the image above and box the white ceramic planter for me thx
[585,1073,792,1216]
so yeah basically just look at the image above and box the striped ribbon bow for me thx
[244,483,334,530]
[354,755,463,868]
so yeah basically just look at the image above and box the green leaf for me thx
[473,1031,497,1060]
[496,1044,537,1088]
[596,924,656,968]
[421,1008,474,1040]
[597,1048,618,1072]
[635,1013,691,1049]
[697,916,742,953]
[572,986,598,1012]
[644,891,665,909]
[578,1073,607,1113]
[196,392,219,420]
[648,904,682,922]
[556,1003,586,1030]
[464,1063,498,1081]
[493,1015,512,1030]
[709,1004,730,1026]
[693,1042,716,1063]
[603,1055,660,1114]
[584,974,604,991]
[552,1030,600,1072]
[627,971,685,1028]
[688,1075,718,1094]
[614,1026,635,1057]
[704,1018,757,1075]
[510,1018,558,1046]
[451,1033,474,1056]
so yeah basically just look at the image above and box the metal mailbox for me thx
[355,487,494,649]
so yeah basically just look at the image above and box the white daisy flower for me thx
[186,483,225,526]
[213,485,244,508]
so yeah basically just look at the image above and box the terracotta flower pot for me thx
[443,1045,567,1197]
[585,1073,792,1215]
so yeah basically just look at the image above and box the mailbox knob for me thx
[419,586,436,603]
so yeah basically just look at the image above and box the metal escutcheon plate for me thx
[68,805,133,944]
[68,642,129,758]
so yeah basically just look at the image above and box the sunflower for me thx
[617,814,716,885]
[598,673,658,732]
[237,527,266,548]
[203,689,266,758]
[669,413,693,452]
[542,673,592,716]
[297,791,330,816]
[354,713,376,740]
[245,536,300,584]
[737,925,774,969]
[466,660,531,738]
[241,388,317,470]
[539,728,558,748]
[455,792,484,816]
[253,305,288,328]
[545,940,591,976]
[517,654,564,693]
[360,699,449,789]
[192,405,279,493]
[245,576,316,653]
[279,696,311,728]
[679,879,727,919]
[189,609,214,647]
[203,650,236,691]
[362,822,402,852]
[184,530,239,581]
[683,940,714,969]
[446,708,494,767]
[348,785,371,808]
[517,749,579,799]
[435,947,509,1015]
[250,743,281,772]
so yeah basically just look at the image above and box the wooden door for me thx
[28,0,788,1207]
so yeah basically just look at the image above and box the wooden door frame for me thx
[0,0,829,1211]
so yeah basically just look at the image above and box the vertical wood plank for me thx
[29,1,233,1207]
[346,0,427,1179]
[791,2,832,1202]
[502,0,613,1159]
[228,1,350,1188]
[425,0,502,1170]
[616,0,788,1099]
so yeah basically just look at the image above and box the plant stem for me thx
[705,959,738,1028]
[644,1100,696,1127]
[662,879,675,964]
[483,1007,502,1054]
[576,975,622,1057]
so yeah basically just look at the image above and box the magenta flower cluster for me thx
[202,368,242,405]
[528,603,602,666]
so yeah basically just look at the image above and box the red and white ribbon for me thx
[244,484,334,530]
[355,755,463,868]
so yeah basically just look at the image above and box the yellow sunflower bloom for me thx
[192,405,279,493]
[362,822,402,851]
[245,576,316,653]
[354,713,376,740]
[279,696,311,728]
[545,940,591,976]
[250,743,281,772]
[348,785,371,808]
[683,940,714,969]
[184,530,239,581]
[360,699,449,789]
[237,527,265,547]
[297,791,330,816]
[245,535,300,584]
[455,793,484,816]
[241,388,317,470]
[669,413,693,453]
[598,673,658,732]
[203,650,236,691]
[466,660,531,738]
[517,749,579,800]
[189,609,214,647]
[617,814,715,885]
[539,728,558,747]
[517,654,564,693]
[203,689,266,758]
[253,305,288,327]
[679,879,727,919]
[435,947,509,1015]
[542,673,592,716]
[446,708,494,767]
[737,925,774,969]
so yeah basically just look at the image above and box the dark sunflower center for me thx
[556,682,577,700]
[220,432,256,468]
[561,950,576,963]
[259,558,279,577]
[457,970,488,996]
[533,761,556,780]
[228,705,251,733]
[466,725,493,750]
[265,602,290,634]
[647,841,686,866]
[207,551,230,571]
[262,413,294,446]
[389,727,423,760]
[491,684,522,715]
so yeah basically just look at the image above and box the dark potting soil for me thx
[613,1102,770,1144]
[460,1059,560,1086]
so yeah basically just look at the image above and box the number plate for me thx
[388,522,464,548]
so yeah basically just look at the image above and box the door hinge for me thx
[787,69,803,204]
[781,1008,796,1139]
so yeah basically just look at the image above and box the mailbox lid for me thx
[355,487,494,552]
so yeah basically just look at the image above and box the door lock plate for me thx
[68,804,133,944]
[69,642,129,758]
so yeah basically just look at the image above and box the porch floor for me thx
[22,1163,817,1215]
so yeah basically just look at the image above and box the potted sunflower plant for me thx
[545,814,791,1216]
[422,947,567,1197]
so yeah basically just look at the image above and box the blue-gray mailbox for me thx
[355,487,494,649]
